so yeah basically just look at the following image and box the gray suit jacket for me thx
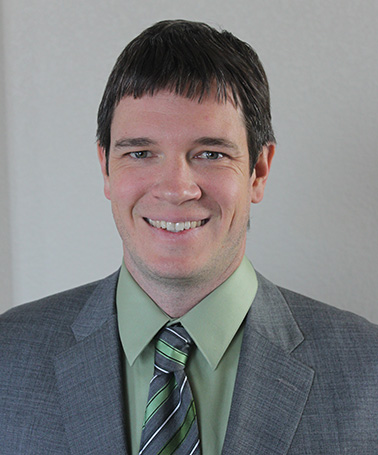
[1,271,378,454]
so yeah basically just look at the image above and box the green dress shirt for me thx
[116,256,258,454]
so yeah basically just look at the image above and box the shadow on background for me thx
[0,1,14,313]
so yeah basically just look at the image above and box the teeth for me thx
[166,222,175,232]
[147,219,205,232]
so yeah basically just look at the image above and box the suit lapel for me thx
[222,273,314,455]
[53,272,129,455]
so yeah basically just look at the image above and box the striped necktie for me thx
[139,324,201,455]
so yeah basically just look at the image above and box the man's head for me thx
[97,19,275,175]
[97,20,275,312]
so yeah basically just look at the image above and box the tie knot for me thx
[154,324,193,374]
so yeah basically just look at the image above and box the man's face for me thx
[98,90,272,288]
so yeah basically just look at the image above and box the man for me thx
[1,20,378,455]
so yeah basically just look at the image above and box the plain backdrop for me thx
[1,0,378,322]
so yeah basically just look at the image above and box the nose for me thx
[151,157,202,205]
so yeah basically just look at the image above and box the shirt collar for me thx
[116,256,258,370]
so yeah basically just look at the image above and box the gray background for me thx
[1,0,377,322]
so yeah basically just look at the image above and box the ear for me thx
[97,142,111,200]
[250,143,275,203]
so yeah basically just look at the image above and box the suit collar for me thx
[222,272,314,454]
[53,271,129,455]
[248,271,305,353]
[71,270,120,340]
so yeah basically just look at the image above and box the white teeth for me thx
[147,218,205,232]
[166,222,175,232]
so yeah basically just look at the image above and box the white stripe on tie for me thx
[139,376,188,455]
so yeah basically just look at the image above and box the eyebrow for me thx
[113,136,239,150]
[114,137,157,148]
[193,137,239,150]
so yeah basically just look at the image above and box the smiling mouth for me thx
[145,218,208,233]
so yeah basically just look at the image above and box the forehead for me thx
[110,90,247,141]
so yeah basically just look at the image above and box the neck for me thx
[124,259,242,318]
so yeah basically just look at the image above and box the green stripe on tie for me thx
[157,400,197,455]
[156,339,188,366]
[143,376,177,427]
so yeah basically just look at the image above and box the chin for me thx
[148,263,200,282]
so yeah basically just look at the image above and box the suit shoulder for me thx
[0,272,118,345]
[278,286,378,349]
[278,285,378,328]
[1,279,99,324]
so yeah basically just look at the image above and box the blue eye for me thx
[199,151,224,160]
[130,151,150,159]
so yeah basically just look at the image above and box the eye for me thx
[196,151,224,160]
[129,151,151,159]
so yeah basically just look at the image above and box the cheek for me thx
[109,171,150,210]
[215,178,252,215]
